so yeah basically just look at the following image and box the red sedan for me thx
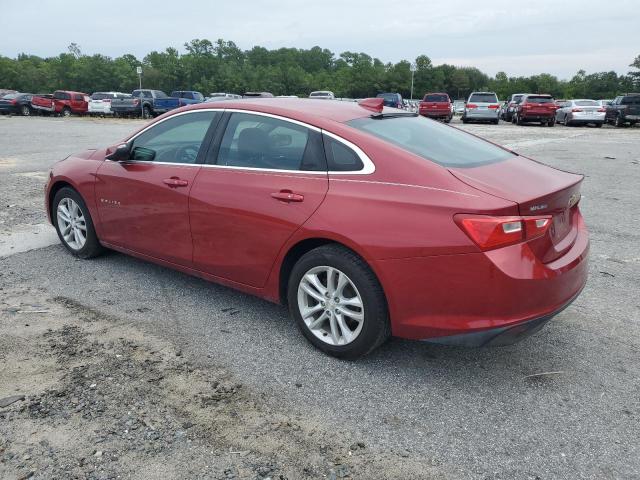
[45,98,589,358]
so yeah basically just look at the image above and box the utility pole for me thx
[136,66,143,117]
[410,63,416,101]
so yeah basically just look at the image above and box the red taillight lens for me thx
[455,214,552,251]
[466,103,477,109]
[488,104,499,109]
[133,99,140,105]
[597,107,605,112]
[571,108,583,112]
[104,98,111,103]
[10,99,17,105]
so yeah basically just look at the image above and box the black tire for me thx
[516,114,523,125]
[20,105,31,116]
[493,119,499,125]
[61,107,71,117]
[287,244,390,359]
[461,117,468,124]
[548,118,555,127]
[614,114,625,127]
[595,122,602,128]
[52,187,104,259]
[143,106,152,119]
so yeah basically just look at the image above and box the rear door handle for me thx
[163,177,189,188]
[271,190,304,202]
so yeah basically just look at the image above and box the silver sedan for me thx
[555,99,605,127]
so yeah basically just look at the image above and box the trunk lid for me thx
[449,155,583,263]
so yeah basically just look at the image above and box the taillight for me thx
[467,103,477,109]
[488,104,499,109]
[10,99,17,105]
[133,99,140,105]
[454,214,552,251]
[104,98,111,103]
[571,108,583,112]
[597,107,605,112]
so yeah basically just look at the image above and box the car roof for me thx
[180,98,376,125]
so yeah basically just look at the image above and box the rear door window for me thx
[348,115,513,168]
[216,113,325,171]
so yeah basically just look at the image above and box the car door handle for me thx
[271,190,304,202]
[163,177,189,187]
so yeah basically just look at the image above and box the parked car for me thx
[462,92,500,124]
[45,97,588,359]
[170,90,205,104]
[555,99,605,127]
[0,93,34,116]
[453,100,466,115]
[207,92,242,101]
[309,91,335,100]
[30,94,54,114]
[110,90,170,118]
[501,93,527,122]
[51,90,90,117]
[243,92,274,98]
[418,93,453,122]
[597,99,612,108]
[88,92,131,116]
[604,93,640,127]
[376,92,404,109]
[513,94,556,126]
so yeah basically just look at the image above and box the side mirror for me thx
[105,143,131,161]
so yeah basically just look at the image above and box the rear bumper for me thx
[521,113,554,121]
[423,288,581,346]
[376,210,589,342]
[420,111,451,119]
[464,109,498,120]
[111,105,143,114]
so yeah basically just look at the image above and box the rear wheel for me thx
[143,106,153,119]
[61,107,71,117]
[595,122,603,128]
[614,114,625,127]
[20,105,31,116]
[493,119,499,125]
[288,244,390,359]
[52,187,104,259]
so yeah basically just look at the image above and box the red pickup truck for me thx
[31,90,89,116]
[418,93,453,122]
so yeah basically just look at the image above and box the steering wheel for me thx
[175,144,200,164]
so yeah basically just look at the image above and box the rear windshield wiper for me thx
[370,112,419,119]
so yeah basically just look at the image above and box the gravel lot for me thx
[1,114,639,479]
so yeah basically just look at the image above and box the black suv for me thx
[605,93,640,127]
[376,92,404,109]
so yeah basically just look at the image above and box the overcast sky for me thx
[1,0,638,79]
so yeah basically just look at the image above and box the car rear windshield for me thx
[377,93,399,101]
[91,93,112,100]
[348,115,513,168]
[469,93,497,103]
[423,94,448,102]
[575,100,598,106]
[526,96,553,103]
[2,94,18,99]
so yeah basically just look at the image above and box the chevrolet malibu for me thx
[45,98,589,359]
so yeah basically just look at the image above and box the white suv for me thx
[88,92,131,115]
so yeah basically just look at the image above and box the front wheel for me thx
[61,107,71,117]
[52,187,104,259]
[614,114,625,127]
[21,105,31,116]
[143,106,153,119]
[288,245,390,359]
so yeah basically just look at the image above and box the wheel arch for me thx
[47,180,76,223]
[276,236,383,306]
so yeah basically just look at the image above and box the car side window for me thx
[130,111,219,164]
[323,135,364,172]
[74,94,83,101]
[216,113,325,171]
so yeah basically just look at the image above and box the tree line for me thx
[1,39,639,100]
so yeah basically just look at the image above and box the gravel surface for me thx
[1,115,639,479]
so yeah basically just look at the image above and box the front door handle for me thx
[271,190,304,202]
[163,177,189,188]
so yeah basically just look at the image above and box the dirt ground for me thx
[0,284,438,480]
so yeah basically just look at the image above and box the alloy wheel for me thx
[56,197,87,250]
[297,266,364,346]
[21,105,30,116]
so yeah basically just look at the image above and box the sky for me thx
[1,0,638,79]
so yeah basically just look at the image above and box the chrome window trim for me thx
[120,107,376,175]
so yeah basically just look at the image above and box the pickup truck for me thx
[605,93,640,127]
[419,93,453,122]
[110,89,204,118]
[51,90,89,116]
[30,94,54,114]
